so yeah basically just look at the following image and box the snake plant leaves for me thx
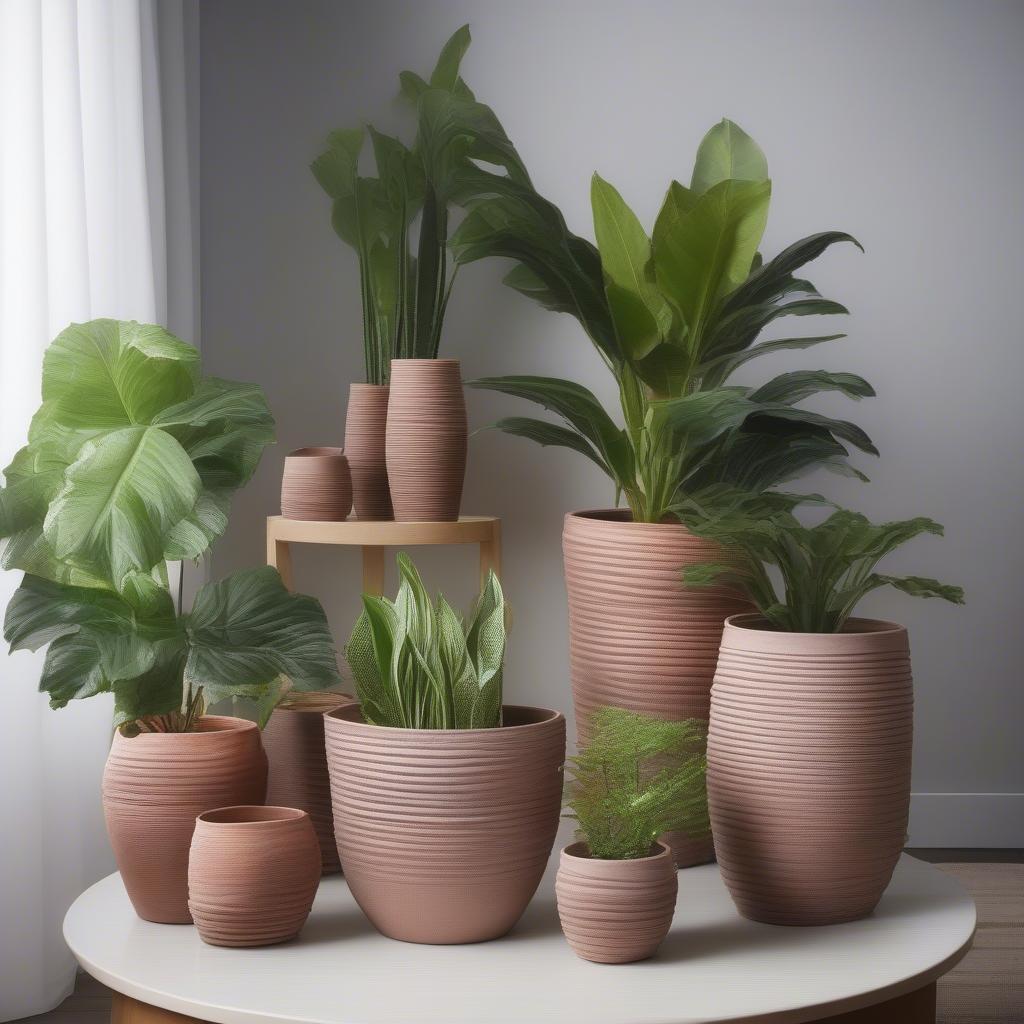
[691,119,769,196]
[462,570,505,729]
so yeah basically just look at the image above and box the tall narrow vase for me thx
[344,383,393,521]
[385,359,467,522]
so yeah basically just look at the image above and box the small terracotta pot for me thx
[188,806,321,947]
[102,716,267,923]
[324,704,566,944]
[563,510,751,867]
[263,693,354,874]
[385,359,467,522]
[708,614,913,926]
[345,383,393,521]
[556,841,677,963]
[281,446,352,521]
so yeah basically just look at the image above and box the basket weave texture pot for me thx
[344,383,393,521]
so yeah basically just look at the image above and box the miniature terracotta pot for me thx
[281,446,352,521]
[324,704,566,944]
[556,841,677,963]
[385,359,467,522]
[562,510,751,867]
[263,693,354,875]
[345,383,393,521]
[708,614,913,926]
[102,715,267,923]
[188,806,321,947]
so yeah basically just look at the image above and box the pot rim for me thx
[275,693,354,714]
[197,805,309,827]
[286,446,346,460]
[561,840,673,863]
[389,357,461,366]
[325,702,563,735]
[724,612,907,639]
[117,715,259,741]
[349,381,389,391]
[566,508,692,530]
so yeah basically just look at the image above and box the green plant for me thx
[564,707,709,860]
[346,552,505,729]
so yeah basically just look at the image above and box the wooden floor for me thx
[19,860,1023,1024]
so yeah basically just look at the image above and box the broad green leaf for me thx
[691,119,769,196]
[650,388,755,448]
[746,405,878,455]
[485,417,610,474]
[750,370,874,406]
[310,128,363,202]
[700,333,847,385]
[429,24,471,90]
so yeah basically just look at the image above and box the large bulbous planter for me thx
[385,359,467,522]
[708,614,913,926]
[324,704,566,944]
[345,383,393,521]
[562,510,750,867]
[102,715,268,923]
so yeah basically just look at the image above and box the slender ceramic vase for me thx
[102,716,267,923]
[708,614,913,926]
[556,842,677,963]
[562,509,751,867]
[280,447,352,521]
[188,806,321,946]
[385,359,467,522]
[324,704,566,944]
[344,383,393,521]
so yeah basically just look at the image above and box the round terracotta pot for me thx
[344,383,393,521]
[263,694,353,875]
[281,446,352,521]
[385,358,467,522]
[324,704,566,944]
[562,509,751,867]
[708,614,913,926]
[188,806,321,947]
[102,715,267,923]
[556,841,677,963]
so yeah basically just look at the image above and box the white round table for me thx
[65,844,974,1024]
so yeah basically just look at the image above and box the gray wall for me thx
[200,0,1024,845]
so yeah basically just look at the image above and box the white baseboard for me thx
[909,792,1024,847]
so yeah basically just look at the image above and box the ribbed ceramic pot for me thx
[556,842,677,964]
[324,704,566,944]
[281,447,352,521]
[563,509,751,867]
[188,806,321,947]
[344,383,393,521]
[708,614,913,926]
[263,694,353,875]
[102,715,268,923]
[385,359,467,522]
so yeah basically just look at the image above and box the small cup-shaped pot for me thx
[103,716,268,923]
[188,806,321,947]
[281,446,352,521]
[344,383,393,520]
[556,842,677,964]
[385,359,467,522]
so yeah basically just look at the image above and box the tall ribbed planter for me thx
[708,614,913,926]
[324,704,565,944]
[345,383,393,521]
[385,359,467,522]
[562,510,750,867]
[102,716,268,923]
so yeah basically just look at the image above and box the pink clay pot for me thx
[102,715,267,923]
[188,806,321,947]
[324,704,566,944]
[280,447,352,521]
[563,510,751,867]
[556,842,677,963]
[344,383,393,521]
[708,614,914,926]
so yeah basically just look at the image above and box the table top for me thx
[64,841,975,1024]
[267,514,499,546]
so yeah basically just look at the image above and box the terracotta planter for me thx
[708,614,913,926]
[385,359,467,522]
[324,704,565,944]
[188,806,321,947]
[556,842,677,963]
[344,383,393,520]
[102,715,267,923]
[263,694,353,874]
[563,509,751,867]
[280,447,352,521]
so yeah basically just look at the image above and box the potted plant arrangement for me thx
[324,553,565,943]
[683,504,964,925]
[0,319,342,923]
[557,707,708,964]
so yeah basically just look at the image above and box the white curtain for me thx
[0,1,196,1018]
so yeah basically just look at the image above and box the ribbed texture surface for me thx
[102,716,268,923]
[385,359,467,522]
[708,615,913,926]
[344,383,393,521]
[556,842,677,963]
[563,510,750,867]
[280,447,352,521]
[188,807,321,947]
[324,704,566,943]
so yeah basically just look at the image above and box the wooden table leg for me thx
[479,519,501,585]
[361,545,386,595]
[811,982,936,1023]
[112,991,206,1024]
[267,533,294,591]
